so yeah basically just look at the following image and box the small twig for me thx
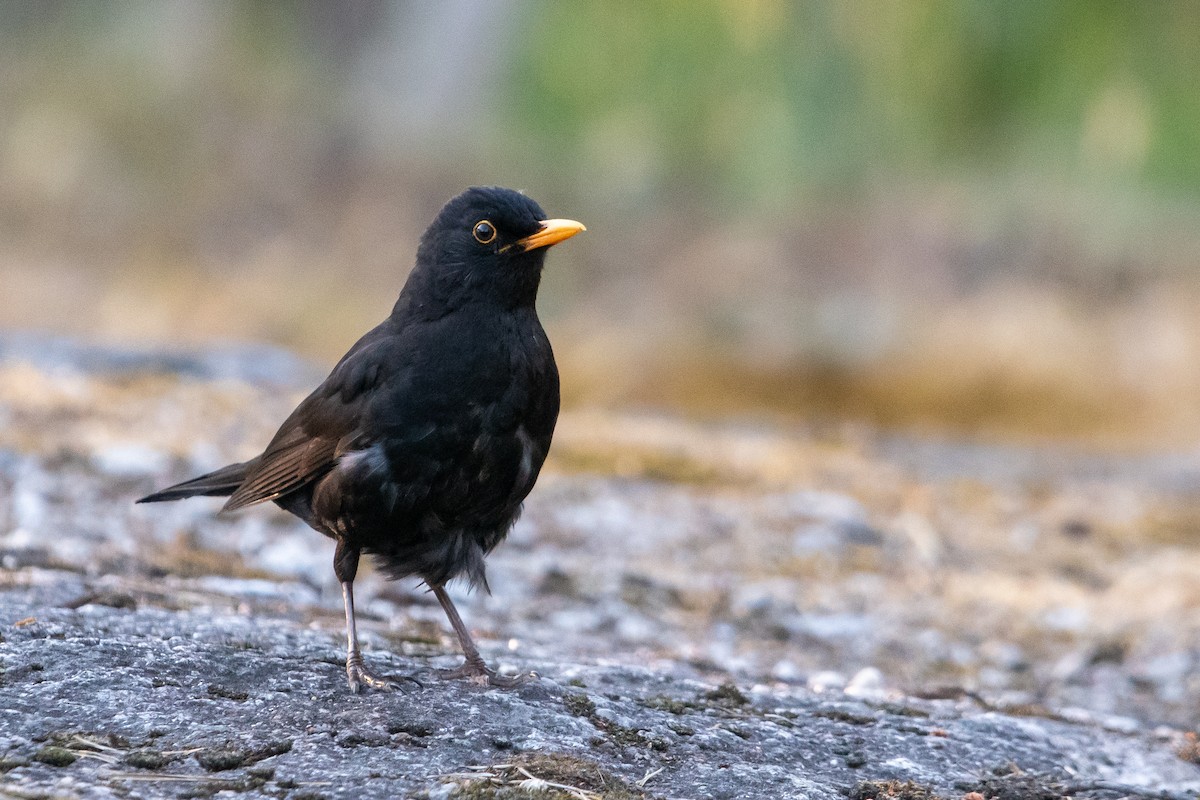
[76,751,122,765]
[71,735,126,754]
[447,764,600,800]
[637,767,664,787]
[514,766,599,800]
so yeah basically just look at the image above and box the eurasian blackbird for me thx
[138,186,584,692]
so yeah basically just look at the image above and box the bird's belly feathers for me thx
[312,410,551,560]
[307,421,546,586]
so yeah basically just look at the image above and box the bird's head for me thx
[404,186,585,314]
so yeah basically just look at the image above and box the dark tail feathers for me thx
[137,461,252,503]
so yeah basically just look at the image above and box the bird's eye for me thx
[472,220,497,244]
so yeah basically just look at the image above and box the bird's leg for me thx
[432,584,530,687]
[334,541,395,693]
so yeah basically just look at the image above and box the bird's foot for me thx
[346,652,421,694]
[438,658,535,688]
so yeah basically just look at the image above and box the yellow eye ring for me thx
[473,220,497,244]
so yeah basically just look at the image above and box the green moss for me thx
[125,750,171,769]
[196,739,292,772]
[641,695,693,714]
[563,692,668,751]
[563,692,597,717]
[593,716,666,751]
[206,684,250,701]
[34,745,77,766]
[64,591,137,610]
[388,721,433,738]
[812,707,876,726]
[703,682,749,707]
[874,702,930,718]
[196,749,247,772]
[176,773,271,796]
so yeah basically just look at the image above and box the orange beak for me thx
[506,218,586,253]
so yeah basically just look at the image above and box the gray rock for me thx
[0,584,1197,799]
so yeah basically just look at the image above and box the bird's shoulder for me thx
[222,322,409,510]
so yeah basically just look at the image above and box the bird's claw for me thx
[438,659,536,688]
[346,654,421,694]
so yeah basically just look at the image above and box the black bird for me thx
[138,186,584,692]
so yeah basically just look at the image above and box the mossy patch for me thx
[388,720,434,738]
[196,739,292,772]
[873,702,930,719]
[813,707,877,726]
[850,779,938,800]
[33,745,76,766]
[563,692,597,718]
[563,693,668,752]
[124,750,171,769]
[206,684,249,701]
[175,773,273,798]
[446,753,646,799]
[640,695,694,715]
[954,766,1065,800]
[63,590,138,610]
[703,682,749,707]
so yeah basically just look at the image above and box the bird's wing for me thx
[222,327,397,512]
[221,423,341,511]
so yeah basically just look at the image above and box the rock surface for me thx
[3,583,1199,800]
[1,335,1199,799]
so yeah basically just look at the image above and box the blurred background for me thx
[5,1,1200,734]
[2,0,1200,446]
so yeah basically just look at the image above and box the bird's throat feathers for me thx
[395,243,547,320]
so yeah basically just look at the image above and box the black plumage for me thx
[139,186,584,692]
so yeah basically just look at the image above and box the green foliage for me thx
[1,1,1197,251]
[504,1,1200,207]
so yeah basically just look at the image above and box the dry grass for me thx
[558,282,1200,448]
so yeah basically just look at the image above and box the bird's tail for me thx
[136,461,252,503]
